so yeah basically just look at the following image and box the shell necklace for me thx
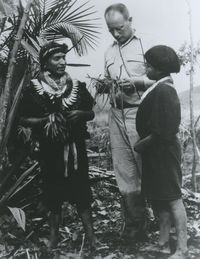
[31,72,79,109]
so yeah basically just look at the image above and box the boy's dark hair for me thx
[104,3,130,20]
[144,45,180,73]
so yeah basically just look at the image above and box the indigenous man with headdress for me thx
[19,41,96,249]
[104,3,154,241]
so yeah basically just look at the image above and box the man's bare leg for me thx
[78,207,96,250]
[49,211,60,248]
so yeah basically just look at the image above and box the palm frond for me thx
[21,40,39,61]
[0,162,39,208]
[39,0,100,55]
[60,0,90,22]
[64,5,96,22]
[52,1,77,25]
[41,0,72,26]
[39,0,55,16]
[0,0,100,62]
[0,72,29,158]
[41,22,88,55]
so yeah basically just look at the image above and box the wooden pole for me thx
[186,0,197,191]
[0,0,33,165]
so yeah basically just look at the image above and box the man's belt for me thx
[111,102,140,109]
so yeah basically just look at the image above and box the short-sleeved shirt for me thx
[105,35,146,106]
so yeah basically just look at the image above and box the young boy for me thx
[135,45,187,259]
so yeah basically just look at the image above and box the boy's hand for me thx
[118,78,146,92]
[134,140,144,153]
[118,79,134,87]
[117,79,135,94]
[134,135,155,153]
[66,110,86,122]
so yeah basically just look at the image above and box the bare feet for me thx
[159,243,171,254]
[49,230,59,249]
[167,250,188,259]
[140,242,171,254]
[48,212,60,249]
[88,238,108,253]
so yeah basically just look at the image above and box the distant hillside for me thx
[178,86,200,122]
[179,86,200,109]
[93,86,200,125]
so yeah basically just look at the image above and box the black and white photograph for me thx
[0,0,200,258]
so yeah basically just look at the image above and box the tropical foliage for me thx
[0,0,100,77]
[0,0,100,223]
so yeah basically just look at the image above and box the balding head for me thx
[105,3,133,45]
[104,3,130,20]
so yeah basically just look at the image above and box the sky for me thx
[65,0,200,93]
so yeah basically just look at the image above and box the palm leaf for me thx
[0,0,100,177]
[0,72,31,167]
[44,0,72,24]
[0,144,32,197]
[61,0,91,22]
[0,0,100,61]
[65,7,96,22]
[41,22,87,54]
[21,40,39,61]
[39,0,100,55]
[0,162,39,209]
[8,207,26,231]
